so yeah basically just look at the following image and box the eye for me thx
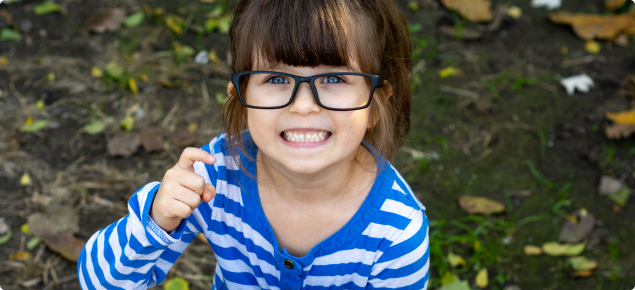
[323,75,344,84]
[266,75,289,84]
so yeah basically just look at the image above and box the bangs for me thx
[231,0,379,73]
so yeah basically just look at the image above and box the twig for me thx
[9,79,27,108]
[162,103,180,128]
[562,55,607,67]
[201,81,209,104]
[439,85,480,99]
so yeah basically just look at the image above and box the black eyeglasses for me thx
[230,71,382,111]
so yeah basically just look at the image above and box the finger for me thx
[201,184,216,203]
[172,170,206,194]
[169,200,193,219]
[172,186,203,210]
[176,147,216,171]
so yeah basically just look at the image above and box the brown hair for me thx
[223,0,412,175]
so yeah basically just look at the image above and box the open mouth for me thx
[281,131,332,143]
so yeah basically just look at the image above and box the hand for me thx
[150,147,216,232]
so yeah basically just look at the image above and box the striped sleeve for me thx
[367,210,430,290]
[77,144,217,289]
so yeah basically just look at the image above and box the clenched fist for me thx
[150,147,217,232]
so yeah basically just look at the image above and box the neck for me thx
[257,145,376,206]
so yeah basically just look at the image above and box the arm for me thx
[78,144,218,289]
[367,210,430,290]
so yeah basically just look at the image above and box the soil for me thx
[0,0,634,289]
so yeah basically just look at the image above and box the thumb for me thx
[201,184,216,203]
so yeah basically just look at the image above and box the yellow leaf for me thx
[0,56,8,65]
[473,240,481,251]
[475,268,488,289]
[20,172,31,186]
[506,6,522,19]
[120,116,135,131]
[128,78,139,96]
[439,0,493,22]
[447,252,466,268]
[208,49,220,64]
[542,242,586,256]
[164,277,189,290]
[439,67,464,78]
[91,66,103,78]
[563,243,586,256]
[25,115,33,125]
[605,109,635,125]
[572,270,594,277]
[188,122,198,133]
[458,195,505,214]
[9,251,32,261]
[166,15,184,35]
[47,72,55,81]
[606,0,627,10]
[140,74,148,82]
[584,40,601,54]
[523,245,543,255]
[36,99,45,110]
[568,256,598,271]
[20,223,32,235]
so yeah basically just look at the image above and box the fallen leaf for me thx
[20,119,48,133]
[164,277,190,290]
[542,242,586,256]
[188,122,198,133]
[524,245,543,255]
[34,1,64,15]
[572,270,594,277]
[26,237,42,250]
[606,0,627,10]
[0,229,11,245]
[124,11,145,28]
[568,256,598,271]
[549,12,635,40]
[613,34,629,46]
[141,129,164,152]
[171,129,197,147]
[407,1,419,11]
[607,188,630,206]
[599,176,622,195]
[84,120,107,135]
[447,252,466,268]
[20,172,31,186]
[438,25,483,40]
[194,50,209,64]
[9,251,31,261]
[107,132,141,157]
[439,67,464,78]
[42,231,86,262]
[166,15,185,35]
[120,116,135,131]
[475,268,488,289]
[531,0,562,10]
[20,223,32,235]
[458,196,505,215]
[559,74,594,96]
[0,28,21,41]
[128,77,138,96]
[36,99,45,110]
[105,61,125,80]
[559,209,595,243]
[91,66,103,78]
[439,273,472,290]
[605,124,635,139]
[400,147,440,161]
[47,72,55,81]
[80,8,126,34]
[27,206,79,236]
[0,56,8,65]
[506,6,522,19]
[605,109,635,124]
[584,40,601,54]
[440,0,493,22]
[140,74,149,82]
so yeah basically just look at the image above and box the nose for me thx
[288,81,321,114]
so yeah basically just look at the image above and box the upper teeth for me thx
[284,131,329,143]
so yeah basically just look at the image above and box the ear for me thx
[227,81,235,98]
[382,80,393,99]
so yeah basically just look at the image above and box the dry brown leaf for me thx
[140,129,164,153]
[559,209,595,243]
[605,124,635,139]
[606,0,627,10]
[438,25,484,40]
[549,12,635,40]
[523,245,543,255]
[458,196,505,214]
[107,132,141,157]
[440,0,493,22]
[172,129,197,147]
[27,205,79,236]
[80,8,127,34]
[42,231,86,262]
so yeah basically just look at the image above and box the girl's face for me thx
[232,63,373,176]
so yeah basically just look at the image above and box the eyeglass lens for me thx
[238,73,372,109]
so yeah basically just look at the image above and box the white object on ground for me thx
[559,74,594,96]
[531,0,562,10]
[194,50,209,64]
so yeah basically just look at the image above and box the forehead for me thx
[253,59,361,72]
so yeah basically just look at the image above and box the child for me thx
[78,0,429,289]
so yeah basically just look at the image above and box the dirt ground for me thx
[1,0,634,289]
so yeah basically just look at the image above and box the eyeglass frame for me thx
[230,71,382,111]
